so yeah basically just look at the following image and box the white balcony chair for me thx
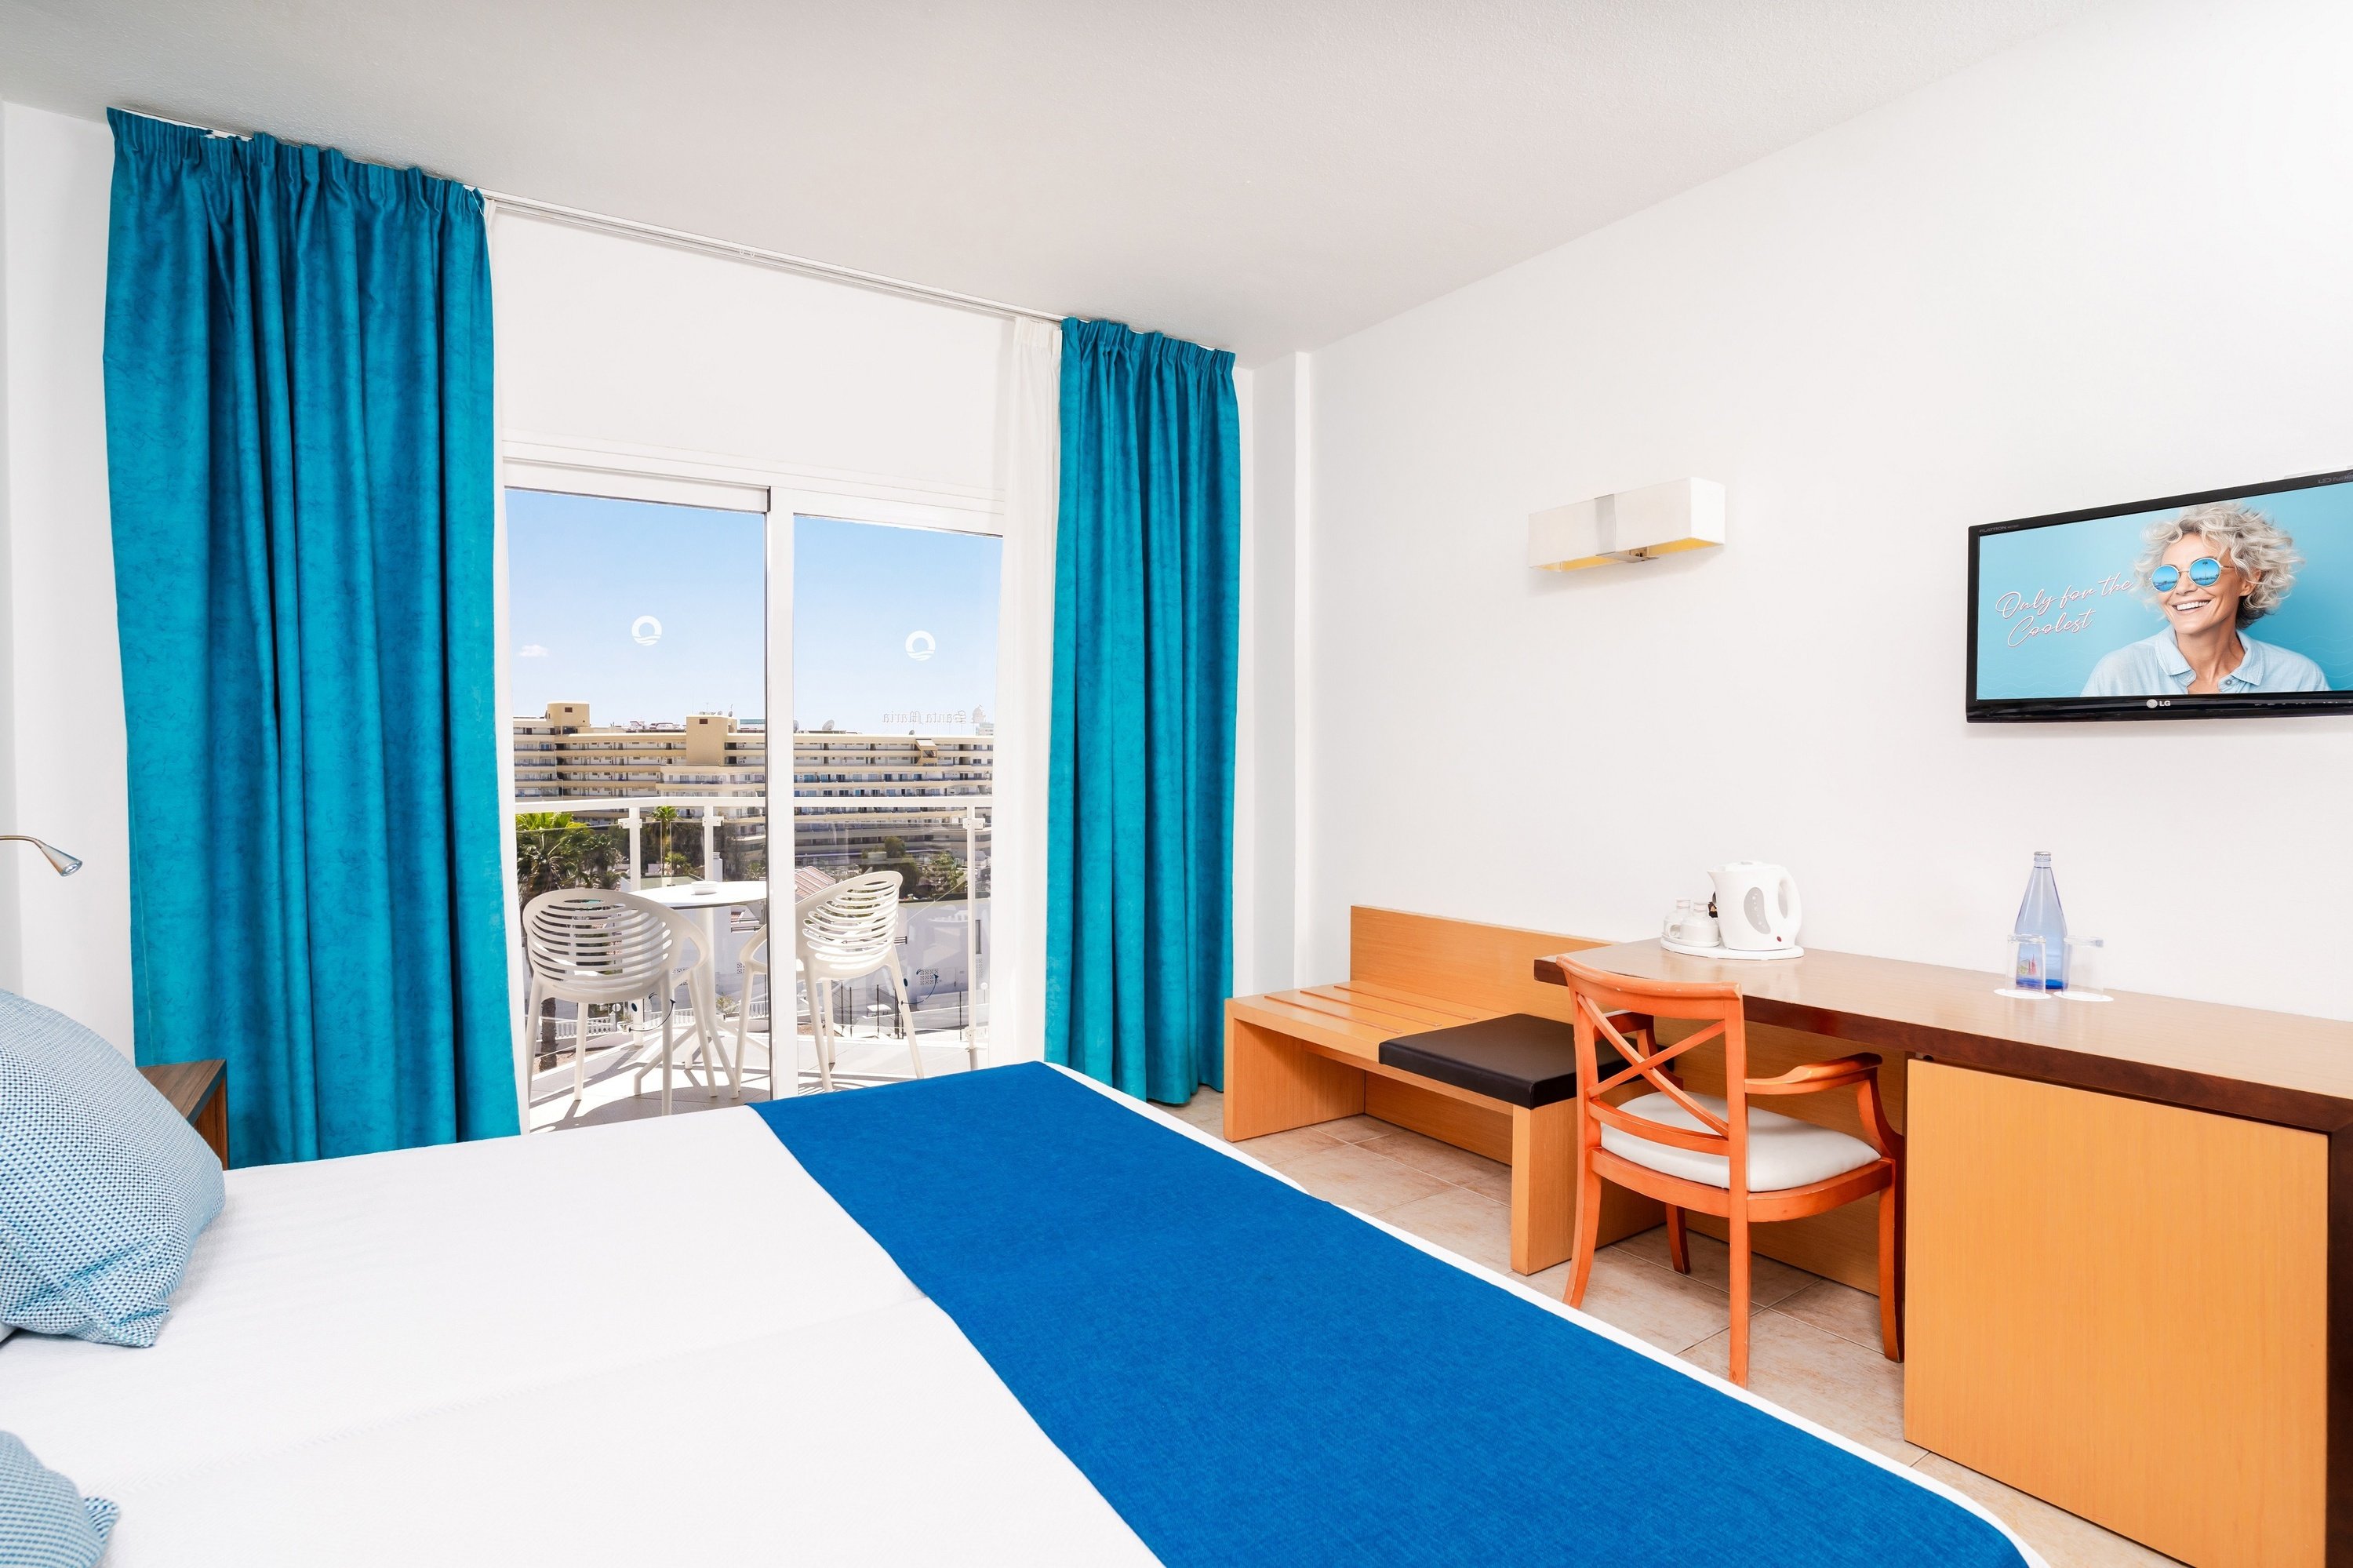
[784,871,917,1093]
[521,887,720,1117]
[731,869,860,1077]
[733,920,783,1094]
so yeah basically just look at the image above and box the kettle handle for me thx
[1780,873,1804,936]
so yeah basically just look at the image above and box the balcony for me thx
[519,794,992,1130]
[523,980,990,1130]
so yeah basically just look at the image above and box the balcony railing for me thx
[515,793,995,1076]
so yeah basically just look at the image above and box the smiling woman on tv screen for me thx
[2078,501,2329,697]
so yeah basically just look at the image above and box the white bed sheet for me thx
[0,1107,922,1490]
[0,1068,2042,1566]
[102,1297,1153,1566]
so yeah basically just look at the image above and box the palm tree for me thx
[646,805,683,883]
[919,850,966,897]
[515,811,591,900]
[515,810,594,1064]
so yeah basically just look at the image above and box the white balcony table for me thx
[634,879,770,1097]
[635,879,770,915]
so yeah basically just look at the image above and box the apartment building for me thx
[793,728,994,868]
[512,703,769,801]
[511,703,993,868]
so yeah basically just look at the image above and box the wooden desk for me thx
[1540,939,2353,1568]
[140,1059,227,1168]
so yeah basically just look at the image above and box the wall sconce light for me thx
[1529,478,1726,571]
[0,836,82,876]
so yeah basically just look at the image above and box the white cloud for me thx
[518,643,550,658]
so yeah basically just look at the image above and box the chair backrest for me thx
[521,888,702,1005]
[1558,956,1756,1196]
[795,871,903,984]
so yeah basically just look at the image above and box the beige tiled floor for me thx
[1160,1086,2180,1568]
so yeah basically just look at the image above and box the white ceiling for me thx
[1,0,2099,361]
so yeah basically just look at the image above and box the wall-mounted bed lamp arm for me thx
[0,836,82,876]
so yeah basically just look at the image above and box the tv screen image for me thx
[1968,469,2353,721]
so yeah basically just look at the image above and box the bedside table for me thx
[140,1059,227,1167]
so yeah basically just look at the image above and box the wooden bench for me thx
[1224,908,1663,1274]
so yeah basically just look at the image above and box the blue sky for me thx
[506,490,999,732]
[792,514,1001,733]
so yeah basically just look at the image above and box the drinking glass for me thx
[2006,932,2053,995]
[2060,937,2108,1000]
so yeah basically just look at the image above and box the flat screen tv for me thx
[1968,468,2353,722]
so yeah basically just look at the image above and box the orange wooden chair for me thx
[1555,956,1903,1386]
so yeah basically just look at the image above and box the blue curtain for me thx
[101,111,513,1165]
[1045,319,1240,1104]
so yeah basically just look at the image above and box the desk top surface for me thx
[1543,940,2353,1129]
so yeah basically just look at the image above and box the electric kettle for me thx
[1709,862,1802,951]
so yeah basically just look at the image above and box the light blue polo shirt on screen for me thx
[2080,628,2330,697]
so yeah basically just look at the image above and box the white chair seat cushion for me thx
[1600,1091,1880,1192]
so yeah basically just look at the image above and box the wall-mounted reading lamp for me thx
[0,836,82,876]
[1529,478,1726,571]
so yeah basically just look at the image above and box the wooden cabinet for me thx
[1905,1060,2326,1567]
[140,1059,227,1167]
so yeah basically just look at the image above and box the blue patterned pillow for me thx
[0,1432,115,1566]
[0,991,224,1346]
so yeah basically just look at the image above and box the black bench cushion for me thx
[1377,1012,1641,1109]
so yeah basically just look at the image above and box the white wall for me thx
[1298,0,2353,1021]
[493,213,1010,492]
[1238,352,1307,995]
[0,104,17,1001]
[0,104,132,1053]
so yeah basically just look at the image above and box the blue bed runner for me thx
[754,1064,2026,1568]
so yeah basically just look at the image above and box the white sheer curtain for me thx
[990,316,1062,1061]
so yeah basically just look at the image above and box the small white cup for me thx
[1671,912,1721,948]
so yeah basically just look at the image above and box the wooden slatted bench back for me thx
[1349,907,1609,1021]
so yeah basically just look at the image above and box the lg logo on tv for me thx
[2144,698,2173,708]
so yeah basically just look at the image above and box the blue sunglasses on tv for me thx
[2150,556,2224,593]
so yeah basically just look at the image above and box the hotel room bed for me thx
[0,1063,2041,1566]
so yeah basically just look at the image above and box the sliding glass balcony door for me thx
[504,478,1002,1125]
[788,515,1001,1087]
[507,486,770,1127]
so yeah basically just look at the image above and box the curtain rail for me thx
[482,191,1067,327]
[113,108,1068,329]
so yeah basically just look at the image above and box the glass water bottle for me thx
[2013,850,2068,991]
